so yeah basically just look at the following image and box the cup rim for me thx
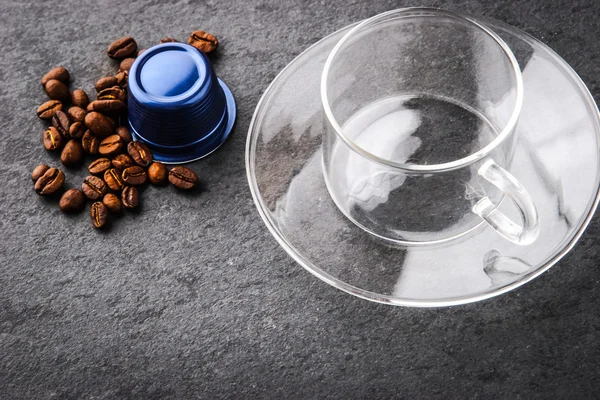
[320,7,524,173]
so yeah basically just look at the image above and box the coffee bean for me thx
[82,175,108,200]
[71,89,90,108]
[88,99,126,115]
[82,130,100,154]
[107,36,137,59]
[148,162,168,185]
[37,100,63,119]
[137,48,147,56]
[34,167,65,195]
[52,110,71,137]
[103,193,122,214]
[112,153,134,170]
[98,86,127,102]
[41,67,70,86]
[121,186,139,209]
[69,121,86,139]
[95,76,119,92]
[59,189,86,213]
[188,30,218,53]
[31,164,50,182]
[90,201,108,229]
[67,106,87,123]
[88,158,111,175]
[106,115,118,128]
[99,142,121,160]
[98,134,124,157]
[104,168,125,191]
[168,166,197,190]
[44,79,70,102]
[43,127,64,151]
[122,166,147,186]
[85,112,115,138]
[115,71,128,89]
[119,58,135,72]
[61,140,84,167]
[160,37,178,43]
[115,126,132,144]
[127,141,153,167]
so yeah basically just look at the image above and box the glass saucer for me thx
[246,16,600,306]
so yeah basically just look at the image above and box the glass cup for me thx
[321,8,539,245]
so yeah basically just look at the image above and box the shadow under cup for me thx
[321,8,536,245]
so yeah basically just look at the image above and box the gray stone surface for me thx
[1,0,599,398]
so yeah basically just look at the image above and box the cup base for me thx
[321,92,507,245]
[321,160,490,247]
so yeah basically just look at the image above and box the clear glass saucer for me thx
[246,16,600,306]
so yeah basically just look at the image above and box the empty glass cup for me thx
[321,8,539,245]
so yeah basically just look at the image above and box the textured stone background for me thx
[1,0,599,398]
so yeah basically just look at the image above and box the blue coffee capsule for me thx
[128,43,236,163]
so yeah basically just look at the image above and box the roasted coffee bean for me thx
[148,162,168,185]
[82,175,108,200]
[105,168,126,192]
[44,79,70,102]
[59,189,86,213]
[107,36,137,59]
[115,126,132,144]
[121,186,139,209]
[88,158,111,175]
[98,86,127,102]
[168,166,197,190]
[127,141,153,167]
[34,167,65,195]
[104,168,125,191]
[103,193,122,214]
[71,89,90,108]
[41,67,70,86]
[137,48,147,56]
[98,134,124,157]
[106,115,118,128]
[85,112,115,138]
[69,121,85,139]
[82,130,100,155]
[95,76,119,92]
[188,30,218,53]
[90,201,108,229]
[52,110,71,137]
[88,99,126,115]
[122,165,147,186]
[37,100,63,119]
[119,58,135,72]
[32,164,50,183]
[160,37,178,43]
[43,127,64,151]
[61,140,84,167]
[111,153,134,170]
[67,106,87,123]
[115,71,128,88]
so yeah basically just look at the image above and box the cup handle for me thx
[472,159,540,245]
